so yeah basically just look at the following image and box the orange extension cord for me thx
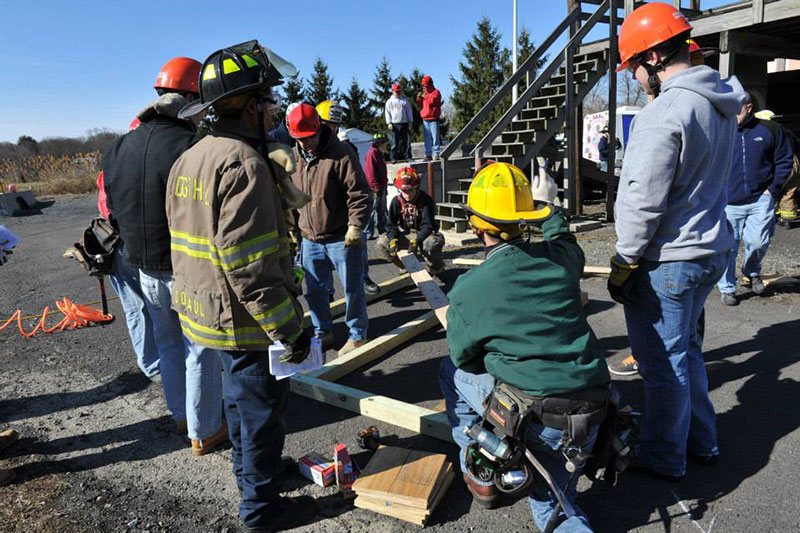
[0,298,114,338]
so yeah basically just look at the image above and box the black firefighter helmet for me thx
[178,40,297,119]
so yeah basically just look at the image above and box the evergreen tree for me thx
[342,76,371,131]
[514,27,546,95]
[307,57,334,106]
[450,16,511,143]
[368,57,394,131]
[281,75,305,114]
[402,68,426,142]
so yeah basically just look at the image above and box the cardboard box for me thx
[297,452,336,487]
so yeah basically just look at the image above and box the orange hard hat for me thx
[154,57,202,94]
[287,103,321,139]
[616,2,692,72]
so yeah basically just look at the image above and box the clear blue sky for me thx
[0,0,731,143]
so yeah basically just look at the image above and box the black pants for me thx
[390,123,410,162]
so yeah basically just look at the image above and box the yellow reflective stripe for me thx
[251,296,297,330]
[170,230,285,271]
[181,326,264,349]
[242,54,258,68]
[223,58,241,74]
[170,243,222,267]
[170,229,212,246]
[203,64,217,80]
[178,314,268,348]
[218,231,279,256]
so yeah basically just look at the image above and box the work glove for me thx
[292,266,305,293]
[387,124,394,131]
[607,255,639,305]
[531,160,560,206]
[388,239,399,256]
[280,331,311,364]
[408,238,418,255]
[344,225,363,248]
[267,142,297,173]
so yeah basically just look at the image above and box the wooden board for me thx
[302,273,412,328]
[305,312,439,382]
[355,468,455,525]
[451,257,483,266]
[397,250,450,328]
[761,274,800,288]
[453,257,611,277]
[352,446,449,509]
[289,374,453,442]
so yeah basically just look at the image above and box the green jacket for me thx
[446,212,610,396]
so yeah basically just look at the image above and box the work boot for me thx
[462,473,498,509]
[0,468,15,487]
[315,331,336,351]
[751,276,766,295]
[608,354,639,376]
[688,451,720,467]
[0,428,19,453]
[244,495,319,532]
[191,423,229,456]
[338,339,368,357]
[720,292,738,306]
[364,277,381,296]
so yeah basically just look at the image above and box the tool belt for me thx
[483,382,608,447]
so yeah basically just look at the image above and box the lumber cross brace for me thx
[289,260,453,441]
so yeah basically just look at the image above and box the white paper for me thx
[268,338,323,380]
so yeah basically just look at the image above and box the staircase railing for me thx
[439,0,614,200]
[472,0,611,163]
[439,7,582,162]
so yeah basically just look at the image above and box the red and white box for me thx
[297,452,336,487]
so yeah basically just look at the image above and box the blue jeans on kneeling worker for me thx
[301,238,368,342]
[109,245,159,378]
[438,357,597,532]
[139,270,222,439]
[623,253,727,478]
[218,348,290,528]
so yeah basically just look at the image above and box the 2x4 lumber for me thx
[302,273,412,328]
[289,373,453,442]
[397,251,450,329]
[452,257,611,277]
[305,311,439,382]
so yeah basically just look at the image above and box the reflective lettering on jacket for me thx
[174,175,211,206]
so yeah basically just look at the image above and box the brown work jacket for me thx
[165,118,302,351]
[290,127,372,243]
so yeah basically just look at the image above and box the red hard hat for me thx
[616,2,692,72]
[394,166,420,190]
[391,83,400,92]
[287,103,321,139]
[154,57,202,94]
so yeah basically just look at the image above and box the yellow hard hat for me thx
[464,162,552,237]
[755,109,775,120]
[316,99,344,123]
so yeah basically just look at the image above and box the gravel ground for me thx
[2,195,800,532]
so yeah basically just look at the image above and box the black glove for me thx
[607,255,639,305]
[280,331,311,363]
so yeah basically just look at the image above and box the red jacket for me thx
[417,87,442,121]
[364,145,388,191]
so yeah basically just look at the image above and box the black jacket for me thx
[103,115,195,271]
[386,190,438,243]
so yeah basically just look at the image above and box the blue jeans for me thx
[717,193,775,293]
[138,270,187,421]
[423,119,440,158]
[439,357,596,532]
[365,190,387,237]
[182,339,224,440]
[108,246,159,377]
[301,239,368,341]
[219,349,289,528]
[624,254,727,477]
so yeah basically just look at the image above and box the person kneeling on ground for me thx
[378,166,445,275]
[438,162,610,532]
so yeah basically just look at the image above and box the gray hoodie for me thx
[614,66,747,264]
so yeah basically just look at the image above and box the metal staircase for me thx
[434,0,621,231]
